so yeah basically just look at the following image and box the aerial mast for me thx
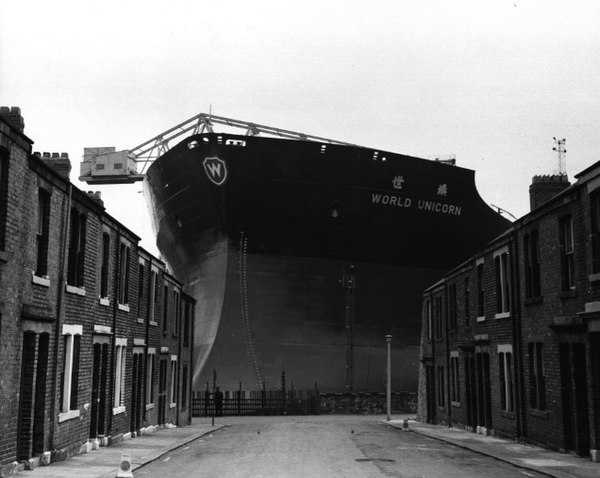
[552,137,567,176]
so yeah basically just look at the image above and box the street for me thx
[134,416,547,477]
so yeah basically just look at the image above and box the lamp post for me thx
[386,334,392,421]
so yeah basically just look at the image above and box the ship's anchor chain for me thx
[239,231,263,388]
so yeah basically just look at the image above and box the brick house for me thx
[0,108,195,476]
[418,161,600,461]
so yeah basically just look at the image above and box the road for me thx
[134,415,547,477]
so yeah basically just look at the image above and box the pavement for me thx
[388,418,600,478]
[13,416,600,478]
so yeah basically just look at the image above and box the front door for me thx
[560,342,590,456]
[464,353,477,430]
[475,351,492,432]
[130,352,144,432]
[158,358,168,426]
[18,332,49,460]
[90,342,109,438]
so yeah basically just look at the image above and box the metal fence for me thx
[192,389,417,417]
[192,388,319,417]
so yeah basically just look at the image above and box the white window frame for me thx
[146,348,156,409]
[476,258,485,322]
[494,247,510,319]
[113,338,127,415]
[498,344,514,412]
[169,355,178,408]
[59,324,83,422]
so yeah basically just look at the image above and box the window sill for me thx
[32,273,50,287]
[524,296,543,306]
[137,317,145,324]
[494,312,510,320]
[451,401,461,408]
[99,297,110,306]
[146,403,155,411]
[476,316,485,322]
[150,321,158,327]
[560,289,577,300]
[66,285,86,296]
[589,272,600,283]
[118,303,130,312]
[58,409,80,423]
[500,410,515,420]
[112,406,126,416]
[169,403,176,409]
[529,409,549,419]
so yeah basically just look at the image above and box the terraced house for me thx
[418,161,600,461]
[0,107,195,477]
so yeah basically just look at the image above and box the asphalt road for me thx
[133,415,547,478]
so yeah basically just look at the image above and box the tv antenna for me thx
[552,137,567,176]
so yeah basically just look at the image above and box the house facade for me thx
[418,163,600,461]
[0,107,195,476]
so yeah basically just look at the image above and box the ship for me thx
[82,114,511,393]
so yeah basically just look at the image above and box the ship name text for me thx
[371,193,462,216]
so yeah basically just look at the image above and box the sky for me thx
[1,0,599,259]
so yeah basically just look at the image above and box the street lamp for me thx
[385,334,392,421]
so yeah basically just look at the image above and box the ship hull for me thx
[145,133,510,392]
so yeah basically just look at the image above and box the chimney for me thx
[529,174,570,211]
[34,151,72,180]
[0,106,25,133]
[86,191,104,207]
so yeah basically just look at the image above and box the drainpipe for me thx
[176,288,182,426]
[444,280,451,425]
[108,228,122,435]
[50,184,72,450]
[509,229,527,439]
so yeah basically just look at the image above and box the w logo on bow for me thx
[202,157,228,186]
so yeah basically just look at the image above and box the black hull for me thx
[145,133,510,392]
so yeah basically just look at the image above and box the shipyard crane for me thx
[79,112,361,185]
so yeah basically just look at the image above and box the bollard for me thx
[116,453,133,478]
[402,418,409,431]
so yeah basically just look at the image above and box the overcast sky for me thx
[1,0,599,258]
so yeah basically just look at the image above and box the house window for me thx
[559,215,575,290]
[450,352,460,403]
[464,277,471,327]
[183,300,191,348]
[113,339,127,411]
[448,283,457,330]
[148,269,157,323]
[163,285,169,334]
[524,230,541,298]
[118,243,130,305]
[426,300,432,340]
[169,356,178,405]
[100,233,110,299]
[173,290,180,336]
[146,349,156,405]
[137,262,145,316]
[437,366,445,407]
[494,249,510,316]
[476,261,485,319]
[435,295,443,339]
[60,325,82,414]
[591,191,600,273]
[67,209,86,287]
[36,189,51,277]
[499,345,514,412]
[0,150,8,251]
[529,342,546,410]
